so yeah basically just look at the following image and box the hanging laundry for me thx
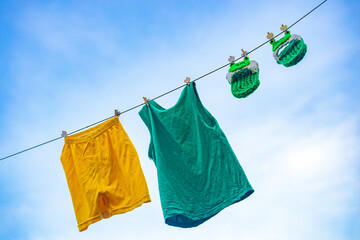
[60,116,151,231]
[226,52,260,98]
[267,25,307,67]
[139,82,254,228]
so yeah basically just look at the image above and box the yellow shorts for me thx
[60,116,151,231]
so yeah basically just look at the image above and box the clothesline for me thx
[0,0,328,162]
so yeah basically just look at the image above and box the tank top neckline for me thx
[148,83,192,112]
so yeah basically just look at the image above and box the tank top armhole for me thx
[189,82,217,128]
[148,141,156,163]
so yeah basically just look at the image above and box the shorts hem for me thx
[77,194,151,231]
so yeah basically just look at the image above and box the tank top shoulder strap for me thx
[138,105,151,132]
[138,105,157,163]
[187,82,217,128]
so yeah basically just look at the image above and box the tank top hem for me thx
[164,186,254,228]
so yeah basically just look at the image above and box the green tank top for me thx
[139,82,254,228]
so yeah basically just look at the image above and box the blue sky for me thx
[1,0,360,239]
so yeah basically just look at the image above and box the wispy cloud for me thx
[0,0,359,239]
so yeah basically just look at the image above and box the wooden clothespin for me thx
[114,109,120,116]
[267,32,274,42]
[143,97,149,107]
[241,49,247,58]
[280,24,288,33]
[61,131,68,137]
[184,77,191,85]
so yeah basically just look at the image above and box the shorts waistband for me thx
[65,117,121,144]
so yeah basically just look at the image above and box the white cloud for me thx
[1,0,359,239]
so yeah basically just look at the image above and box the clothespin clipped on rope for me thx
[114,109,120,117]
[61,131,68,137]
[228,56,235,65]
[241,49,248,58]
[280,24,289,33]
[267,32,274,43]
[143,97,149,107]
[184,77,191,85]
